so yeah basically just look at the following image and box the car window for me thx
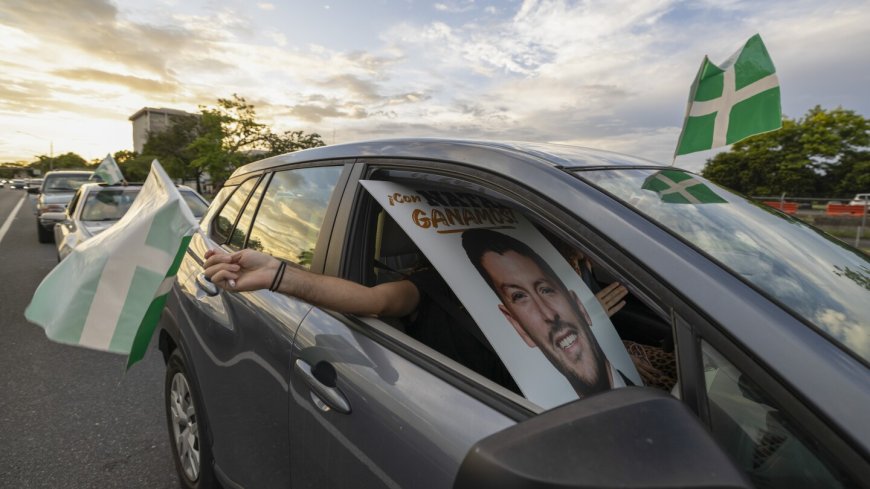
[227,177,268,250]
[700,341,856,489]
[212,178,259,244]
[246,166,342,268]
[44,174,93,193]
[346,178,676,406]
[180,190,209,219]
[80,188,140,221]
[67,189,82,217]
[580,169,869,364]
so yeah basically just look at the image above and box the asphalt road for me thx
[0,189,180,488]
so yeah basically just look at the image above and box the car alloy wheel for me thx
[170,371,201,482]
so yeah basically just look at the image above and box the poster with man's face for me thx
[361,180,640,408]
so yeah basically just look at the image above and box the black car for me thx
[157,139,869,489]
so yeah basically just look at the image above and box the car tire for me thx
[37,222,53,243]
[165,349,216,489]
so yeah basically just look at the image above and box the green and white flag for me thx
[26,160,197,368]
[642,170,727,204]
[92,153,125,185]
[675,34,781,157]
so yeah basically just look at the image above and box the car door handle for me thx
[195,273,219,296]
[293,359,351,415]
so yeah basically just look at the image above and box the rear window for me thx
[580,168,869,363]
[43,174,94,192]
[81,188,140,221]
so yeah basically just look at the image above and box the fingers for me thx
[210,269,239,288]
[203,261,239,281]
[203,250,235,269]
[595,282,629,317]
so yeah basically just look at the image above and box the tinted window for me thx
[247,166,341,267]
[701,341,855,488]
[212,178,258,244]
[227,178,268,250]
[581,169,869,363]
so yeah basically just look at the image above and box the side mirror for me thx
[454,387,751,489]
[27,186,40,194]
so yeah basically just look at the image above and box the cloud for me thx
[257,2,275,10]
[53,69,177,94]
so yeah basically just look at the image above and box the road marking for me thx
[0,195,26,248]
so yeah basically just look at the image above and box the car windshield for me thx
[579,168,869,363]
[180,190,209,218]
[80,188,140,221]
[44,174,94,192]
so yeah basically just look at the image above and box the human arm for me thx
[203,248,420,318]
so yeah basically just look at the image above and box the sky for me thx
[1,0,868,172]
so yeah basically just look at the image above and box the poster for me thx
[361,180,640,408]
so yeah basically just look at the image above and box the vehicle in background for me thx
[55,183,208,261]
[10,178,26,189]
[33,170,96,243]
[25,178,44,192]
[849,193,870,206]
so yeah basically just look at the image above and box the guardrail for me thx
[825,204,867,216]
[762,201,798,214]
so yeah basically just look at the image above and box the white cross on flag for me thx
[675,34,781,157]
[26,160,198,368]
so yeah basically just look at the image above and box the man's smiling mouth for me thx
[556,331,578,351]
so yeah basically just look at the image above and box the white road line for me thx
[0,195,26,248]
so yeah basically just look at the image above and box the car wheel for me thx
[37,222,53,243]
[165,349,215,489]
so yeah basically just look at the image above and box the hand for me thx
[595,281,628,317]
[203,248,280,292]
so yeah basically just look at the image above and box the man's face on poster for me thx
[480,250,610,396]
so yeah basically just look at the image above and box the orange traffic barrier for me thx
[826,204,867,216]
[763,201,798,214]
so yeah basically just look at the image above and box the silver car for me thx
[34,170,95,243]
[55,183,208,261]
[157,139,868,489]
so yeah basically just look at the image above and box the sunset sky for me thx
[1,0,868,171]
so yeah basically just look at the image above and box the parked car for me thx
[157,139,868,489]
[850,193,870,206]
[55,183,208,261]
[33,170,96,243]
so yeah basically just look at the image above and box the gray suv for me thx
[34,170,96,242]
[157,139,869,489]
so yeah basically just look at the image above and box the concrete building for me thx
[128,107,196,153]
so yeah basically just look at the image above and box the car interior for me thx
[358,187,678,399]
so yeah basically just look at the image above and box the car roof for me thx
[229,138,669,179]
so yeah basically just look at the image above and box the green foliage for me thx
[124,94,324,191]
[701,106,870,197]
[28,152,88,173]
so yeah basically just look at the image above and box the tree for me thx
[189,94,324,188]
[701,106,870,197]
[263,130,325,158]
[28,152,88,174]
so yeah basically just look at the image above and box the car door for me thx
[171,163,350,488]
[287,164,531,489]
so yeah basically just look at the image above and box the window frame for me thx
[323,158,693,420]
[210,174,264,246]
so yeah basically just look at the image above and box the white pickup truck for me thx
[849,193,869,206]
